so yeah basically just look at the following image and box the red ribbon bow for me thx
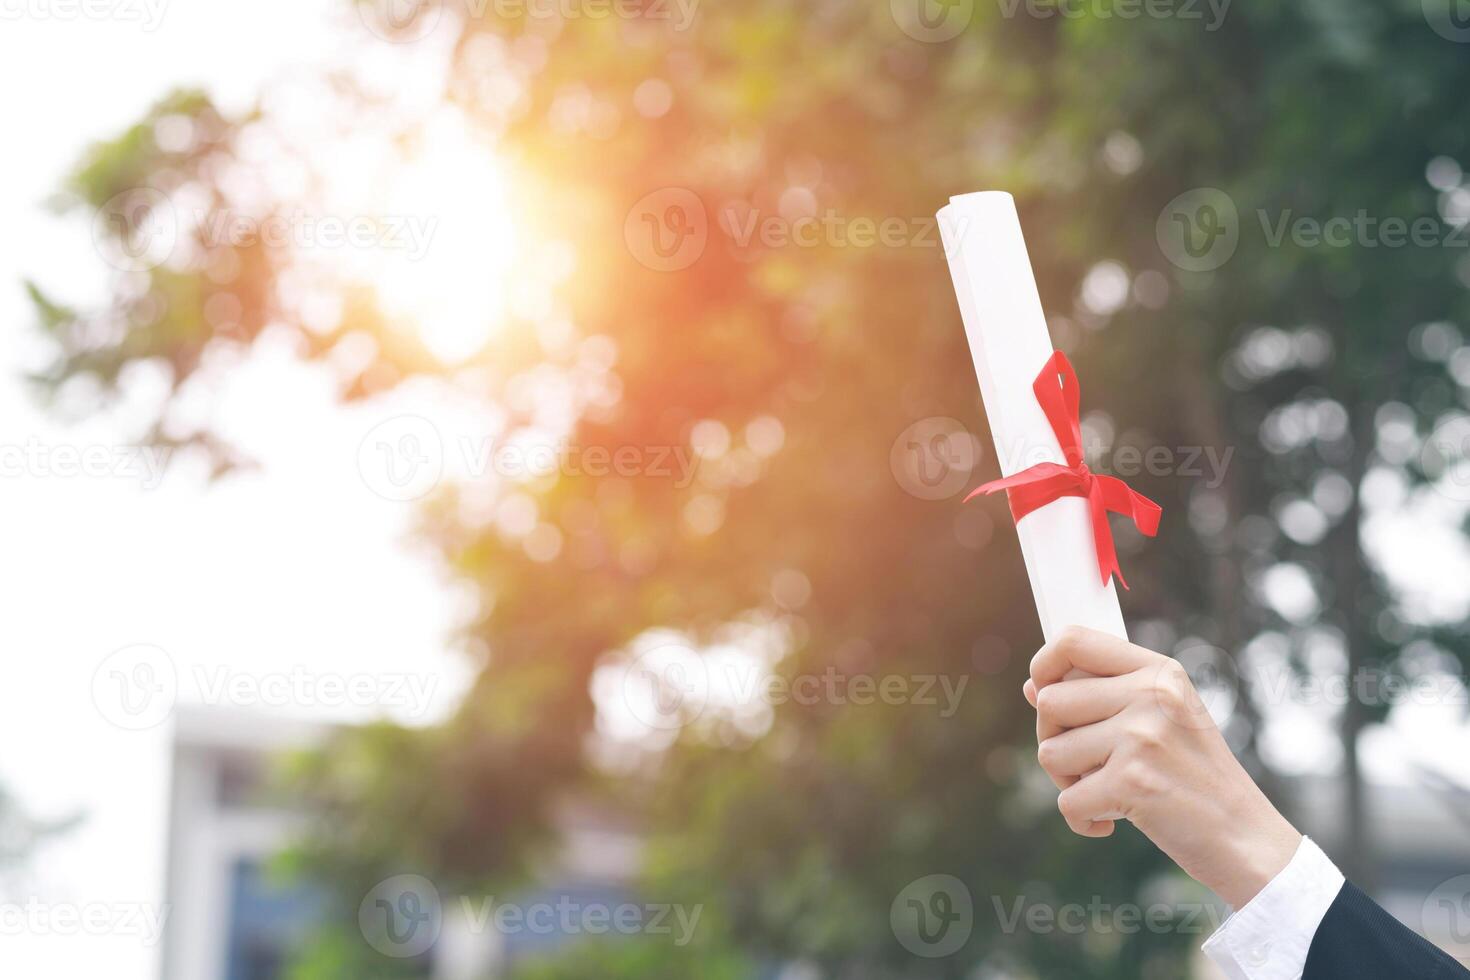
[965,351,1161,589]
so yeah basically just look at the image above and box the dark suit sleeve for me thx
[1304,882,1470,979]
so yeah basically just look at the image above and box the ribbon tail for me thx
[1086,487,1126,589]
[1094,475,1163,538]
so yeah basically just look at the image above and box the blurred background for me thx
[3,0,1470,977]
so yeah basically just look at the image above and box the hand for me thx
[1022,626,1302,909]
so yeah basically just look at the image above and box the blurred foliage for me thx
[506,936,751,979]
[0,789,75,881]
[29,0,1470,975]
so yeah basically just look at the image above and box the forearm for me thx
[1025,626,1470,979]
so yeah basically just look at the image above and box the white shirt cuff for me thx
[1201,836,1346,980]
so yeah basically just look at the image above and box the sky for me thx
[1,4,1469,979]
[0,4,476,977]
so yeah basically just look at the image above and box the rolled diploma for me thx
[937,191,1128,643]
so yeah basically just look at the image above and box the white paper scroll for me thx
[937,191,1128,643]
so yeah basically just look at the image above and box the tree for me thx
[30,0,1470,974]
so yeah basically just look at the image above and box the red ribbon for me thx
[965,351,1161,589]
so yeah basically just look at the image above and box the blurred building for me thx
[158,706,1470,979]
[158,706,644,980]
[159,707,325,980]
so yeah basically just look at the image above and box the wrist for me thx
[1210,789,1302,909]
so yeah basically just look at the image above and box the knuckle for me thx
[1057,788,1084,822]
[1037,740,1057,771]
[1154,659,1191,697]
[1029,646,1049,680]
[1125,716,1165,750]
[1118,758,1162,798]
[1057,625,1088,650]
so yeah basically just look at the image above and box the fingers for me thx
[1037,717,1118,778]
[1057,769,1125,837]
[1022,629,1167,840]
[1035,673,1143,731]
[1036,666,1100,745]
[1031,626,1159,689]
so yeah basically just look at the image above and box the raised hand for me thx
[1022,626,1302,908]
